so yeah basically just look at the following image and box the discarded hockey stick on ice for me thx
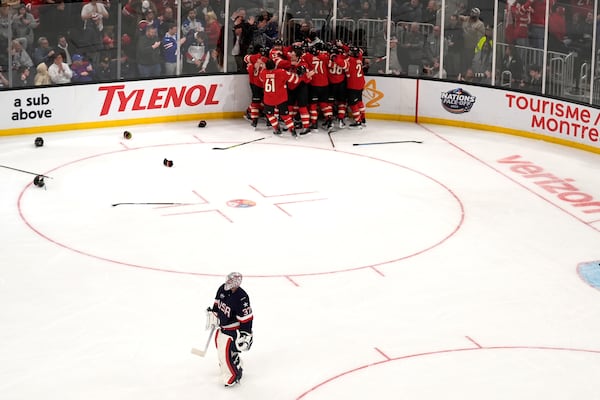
[111,202,195,207]
[0,164,52,179]
[191,325,216,357]
[327,131,336,149]
[352,140,423,146]
[212,137,266,150]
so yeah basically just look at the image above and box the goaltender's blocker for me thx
[201,272,254,387]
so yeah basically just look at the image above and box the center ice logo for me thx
[226,199,256,208]
[441,88,477,114]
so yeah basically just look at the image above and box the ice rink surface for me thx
[1,118,600,399]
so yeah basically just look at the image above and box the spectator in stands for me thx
[142,9,160,32]
[48,52,72,84]
[56,34,73,65]
[422,0,439,25]
[548,4,567,53]
[520,63,542,92]
[136,25,162,77]
[314,0,333,19]
[566,10,594,94]
[501,44,524,88]
[511,0,532,49]
[457,66,475,82]
[204,47,222,73]
[34,61,51,85]
[96,54,113,80]
[0,4,13,44]
[394,0,423,23]
[291,0,314,20]
[81,0,110,64]
[182,8,204,37]
[461,7,485,72]
[39,1,74,45]
[70,53,95,82]
[358,1,377,20]
[423,56,446,78]
[371,36,402,75]
[162,22,184,75]
[471,34,492,84]
[10,38,33,79]
[0,65,9,89]
[140,0,158,19]
[111,49,136,79]
[261,10,279,44]
[528,0,546,49]
[444,13,463,79]
[195,0,214,26]
[12,4,38,51]
[184,30,209,73]
[121,0,143,37]
[211,0,226,24]
[400,21,425,75]
[204,11,221,49]
[230,12,252,72]
[32,36,55,67]
[423,25,447,68]
[158,6,175,37]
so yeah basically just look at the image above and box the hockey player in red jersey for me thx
[206,272,254,387]
[287,47,314,136]
[244,46,268,128]
[327,43,349,129]
[336,45,366,129]
[259,58,300,136]
[307,43,334,131]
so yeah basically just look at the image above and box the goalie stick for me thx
[191,325,216,357]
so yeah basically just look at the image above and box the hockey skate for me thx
[273,127,283,136]
[348,120,363,130]
[298,127,311,137]
[338,118,346,129]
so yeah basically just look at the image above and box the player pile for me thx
[242,38,367,138]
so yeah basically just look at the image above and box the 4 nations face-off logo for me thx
[441,88,477,114]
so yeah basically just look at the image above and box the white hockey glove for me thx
[205,307,218,330]
[235,331,253,352]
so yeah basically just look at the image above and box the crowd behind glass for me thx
[1,0,599,105]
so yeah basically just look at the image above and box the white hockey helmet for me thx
[224,272,243,290]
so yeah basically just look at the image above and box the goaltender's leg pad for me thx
[216,330,243,386]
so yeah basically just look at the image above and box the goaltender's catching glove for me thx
[235,331,253,351]
[205,307,218,330]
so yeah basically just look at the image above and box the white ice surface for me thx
[1,119,599,399]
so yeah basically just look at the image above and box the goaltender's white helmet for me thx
[224,272,243,290]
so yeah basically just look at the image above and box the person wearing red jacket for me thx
[307,43,334,131]
[244,46,268,128]
[259,59,300,136]
[327,43,348,129]
[287,47,314,136]
[336,46,366,129]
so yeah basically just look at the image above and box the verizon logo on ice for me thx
[98,84,220,116]
[498,155,600,216]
